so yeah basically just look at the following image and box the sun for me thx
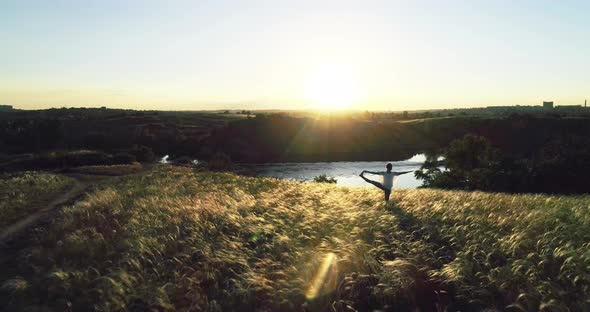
[304,64,363,110]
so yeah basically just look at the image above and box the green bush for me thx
[131,145,155,162]
[207,152,232,171]
[313,174,337,183]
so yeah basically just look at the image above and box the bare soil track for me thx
[0,164,154,245]
[0,176,88,244]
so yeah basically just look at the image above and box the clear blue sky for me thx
[1,0,589,110]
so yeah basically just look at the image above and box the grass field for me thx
[0,172,74,230]
[1,166,589,311]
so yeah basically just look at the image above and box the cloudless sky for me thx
[1,0,589,110]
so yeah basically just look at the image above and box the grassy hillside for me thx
[0,172,74,230]
[1,167,589,311]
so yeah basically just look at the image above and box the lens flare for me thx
[305,252,338,299]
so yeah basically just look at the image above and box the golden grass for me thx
[2,166,590,311]
[0,172,74,230]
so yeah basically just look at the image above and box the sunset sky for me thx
[1,0,589,111]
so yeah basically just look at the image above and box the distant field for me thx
[66,162,143,176]
[0,108,243,157]
[1,167,589,311]
[0,172,74,230]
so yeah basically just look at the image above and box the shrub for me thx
[172,156,195,165]
[207,152,232,171]
[131,145,155,162]
[112,152,136,164]
[313,174,337,183]
[67,162,142,176]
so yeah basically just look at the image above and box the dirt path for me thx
[0,178,90,244]
[0,163,156,245]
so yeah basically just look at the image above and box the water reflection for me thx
[237,154,426,188]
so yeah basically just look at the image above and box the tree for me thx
[132,145,155,162]
[207,152,232,171]
[530,135,590,193]
[414,153,446,188]
[445,134,497,172]
[416,134,501,190]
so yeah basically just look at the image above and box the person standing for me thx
[360,163,412,202]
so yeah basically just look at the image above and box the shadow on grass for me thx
[385,201,458,266]
[385,203,419,232]
[379,201,462,311]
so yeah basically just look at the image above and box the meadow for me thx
[1,166,589,311]
[0,172,74,230]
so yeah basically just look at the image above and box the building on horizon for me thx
[556,104,582,109]
[543,101,554,109]
[0,104,14,112]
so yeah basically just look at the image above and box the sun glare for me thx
[304,64,363,111]
[305,252,338,299]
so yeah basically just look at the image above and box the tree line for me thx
[3,109,590,194]
[416,134,590,194]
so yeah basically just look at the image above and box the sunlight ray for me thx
[305,252,338,299]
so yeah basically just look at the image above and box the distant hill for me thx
[2,107,590,164]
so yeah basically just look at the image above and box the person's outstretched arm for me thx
[363,170,382,175]
[395,171,413,175]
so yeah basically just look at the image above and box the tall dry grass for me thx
[0,172,74,229]
[2,166,589,311]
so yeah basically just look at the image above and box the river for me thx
[236,154,426,188]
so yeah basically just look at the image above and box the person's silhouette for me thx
[360,163,412,202]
